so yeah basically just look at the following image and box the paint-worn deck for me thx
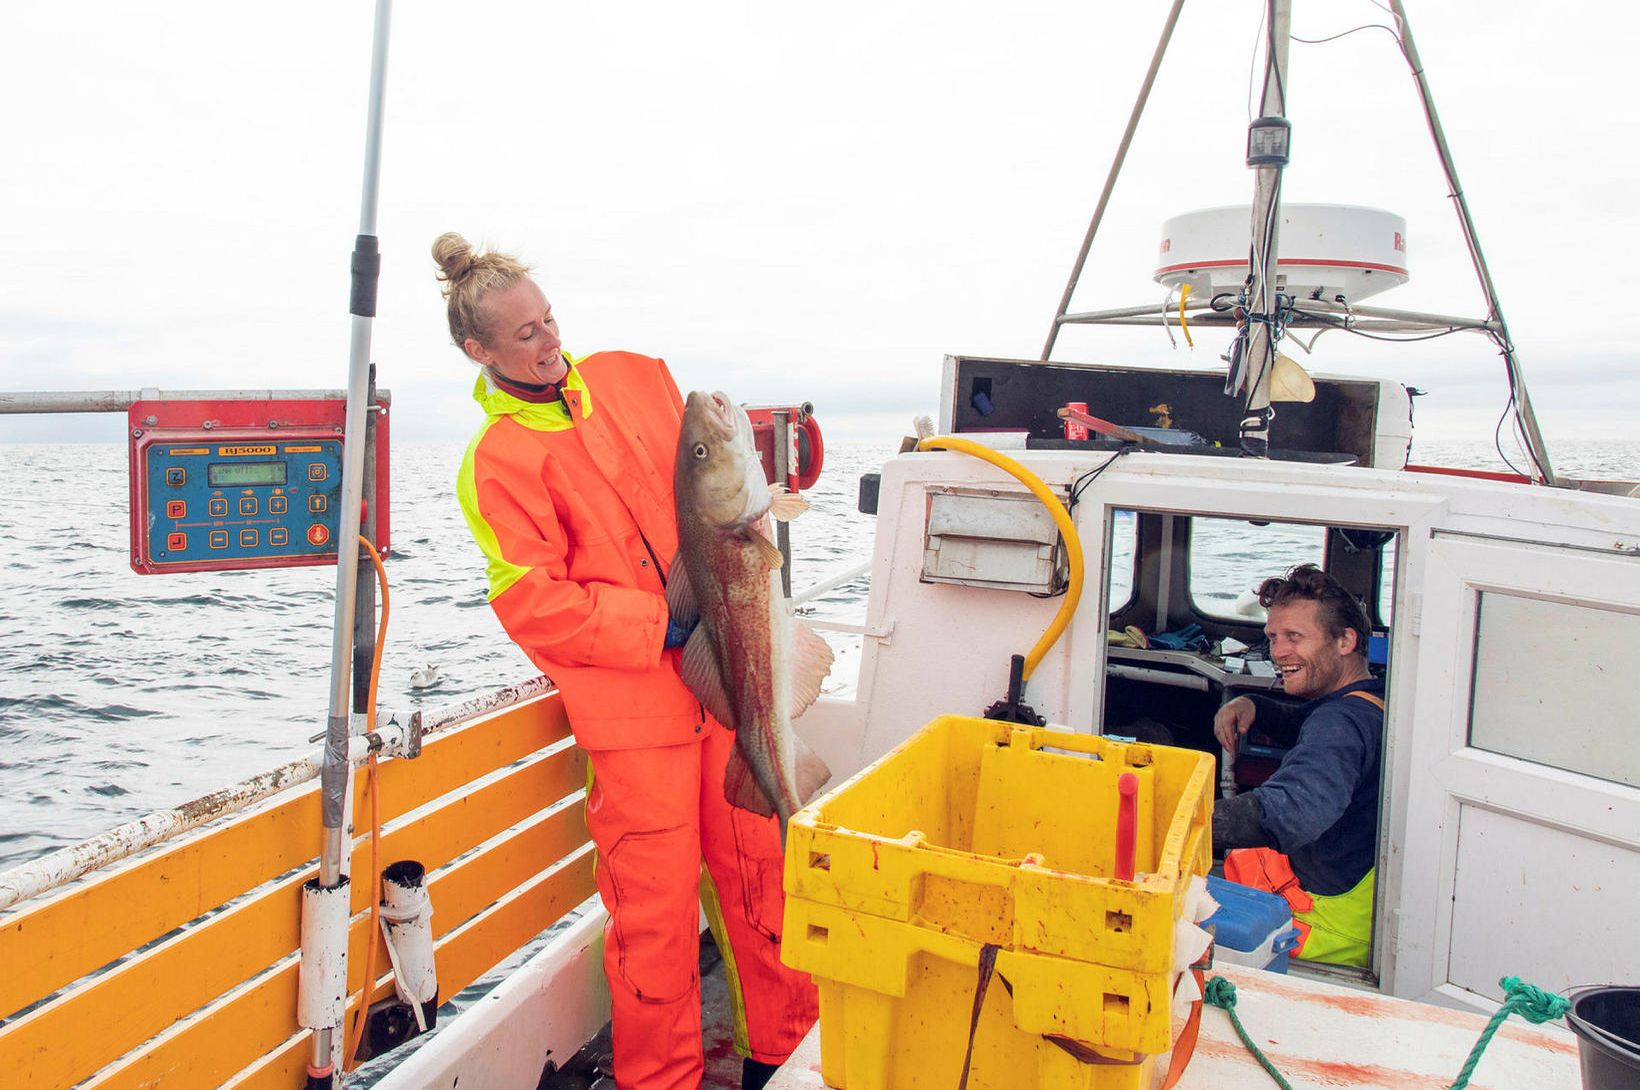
[765,963,1583,1090]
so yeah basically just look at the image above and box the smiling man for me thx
[1211,563,1385,967]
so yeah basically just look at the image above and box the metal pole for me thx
[1387,0,1554,484]
[1239,0,1291,458]
[1040,0,1186,361]
[0,388,368,414]
[772,410,793,598]
[311,0,392,1080]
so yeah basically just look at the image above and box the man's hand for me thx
[1214,696,1258,754]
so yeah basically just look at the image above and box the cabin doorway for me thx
[1098,508,1398,979]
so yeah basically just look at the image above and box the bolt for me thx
[144,415,158,426]
[131,427,143,437]
[202,420,215,430]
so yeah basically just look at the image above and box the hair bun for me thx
[432,231,478,287]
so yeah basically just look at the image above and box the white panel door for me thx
[1393,533,1640,1007]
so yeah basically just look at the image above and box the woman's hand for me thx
[1213,696,1258,754]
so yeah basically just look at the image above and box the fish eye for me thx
[692,442,708,460]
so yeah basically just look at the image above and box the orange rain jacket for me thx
[456,351,706,749]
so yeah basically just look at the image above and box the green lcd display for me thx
[207,461,289,487]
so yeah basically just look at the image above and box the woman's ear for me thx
[463,337,491,366]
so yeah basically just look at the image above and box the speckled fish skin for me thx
[673,390,831,828]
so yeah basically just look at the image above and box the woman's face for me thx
[465,279,568,386]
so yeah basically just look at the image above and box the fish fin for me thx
[787,620,835,720]
[724,744,776,817]
[767,484,811,522]
[792,730,832,806]
[663,551,698,626]
[750,531,784,570]
[680,626,736,730]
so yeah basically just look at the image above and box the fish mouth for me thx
[703,391,742,442]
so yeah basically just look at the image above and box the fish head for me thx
[678,390,770,530]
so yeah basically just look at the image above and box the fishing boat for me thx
[1,1,1634,1087]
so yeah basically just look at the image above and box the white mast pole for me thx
[303,1,392,1084]
[1239,0,1292,458]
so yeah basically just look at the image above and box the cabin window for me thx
[1187,517,1327,621]
[1108,508,1137,613]
[1469,592,1640,789]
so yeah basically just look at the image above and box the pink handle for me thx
[1115,772,1138,881]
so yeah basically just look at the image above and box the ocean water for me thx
[2,437,1636,872]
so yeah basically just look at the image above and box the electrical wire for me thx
[1068,446,1134,512]
[1292,24,1402,46]
[344,535,391,1072]
[1031,446,1134,600]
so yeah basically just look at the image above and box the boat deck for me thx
[764,963,1583,1090]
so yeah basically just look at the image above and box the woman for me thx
[434,232,816,1090]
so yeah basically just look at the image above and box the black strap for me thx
[956,944,1001,1090]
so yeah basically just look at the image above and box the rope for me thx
[1446,976,1570,1090]
[1203,973,1570,1090]
[1203,977,1296,1090]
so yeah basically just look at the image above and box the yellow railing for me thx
[0,690,594,1089]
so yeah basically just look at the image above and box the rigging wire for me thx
[1292,24,1402,46]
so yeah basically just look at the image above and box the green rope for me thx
[1447,976,1571,1090]
[1204,976,1296,1090]
[1202,974,1570,1090]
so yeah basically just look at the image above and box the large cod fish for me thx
[671,391,834,835]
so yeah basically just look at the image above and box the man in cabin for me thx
[1211,563,1385,967]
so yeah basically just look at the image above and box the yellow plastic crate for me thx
[782,715,1213,1089]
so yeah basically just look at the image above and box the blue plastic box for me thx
[1204,875,1301,973]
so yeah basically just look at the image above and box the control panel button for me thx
[239,497,258,516]
[166,500,187,519]
[208,497,228,517]
[239,529,259,548]
[165,467,187,487]
[269,495,288,515]
[208,530,229,550]
[308,464,328,482]
[308,495,328,514]
[270,528,289,546]
[307,524,331,546]
[166,532,187,551]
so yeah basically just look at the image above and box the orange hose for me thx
[345,537,390,1070]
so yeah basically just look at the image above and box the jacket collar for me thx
[473,353,593,430]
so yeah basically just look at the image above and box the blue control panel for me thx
[141,440,344,570]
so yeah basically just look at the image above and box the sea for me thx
[2,437,1636,873]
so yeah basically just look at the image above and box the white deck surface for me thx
[767,963,1583,1090]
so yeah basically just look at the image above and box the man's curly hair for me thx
[1256,563,1371,659]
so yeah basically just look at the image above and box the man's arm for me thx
[1213,792,1271,850]
[1246,706,1372,855]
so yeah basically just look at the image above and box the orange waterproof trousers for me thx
[585,719,818,1090]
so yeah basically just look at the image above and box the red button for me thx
[166,500,187,519]
[166,532,187,551]
[307,524,330,546]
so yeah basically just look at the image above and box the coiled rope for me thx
[1203,974,1569,1090]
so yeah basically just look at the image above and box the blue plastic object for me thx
[1367,632,1389,665]
[1205,875,1300,973]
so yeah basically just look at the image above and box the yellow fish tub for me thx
[781,715,1215,1090]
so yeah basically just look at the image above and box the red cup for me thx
[1063,402,1089,441]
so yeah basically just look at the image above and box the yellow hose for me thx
[917,436,1086,680]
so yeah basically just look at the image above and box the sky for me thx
[2,2,1637,450]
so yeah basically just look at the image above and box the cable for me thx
[345,535,391,1072]
[1068,446,1135,512]
[1292,23,1402,46]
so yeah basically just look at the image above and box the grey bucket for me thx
[1565,987,1640,1089]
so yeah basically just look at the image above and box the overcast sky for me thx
[3,2,1636,450]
